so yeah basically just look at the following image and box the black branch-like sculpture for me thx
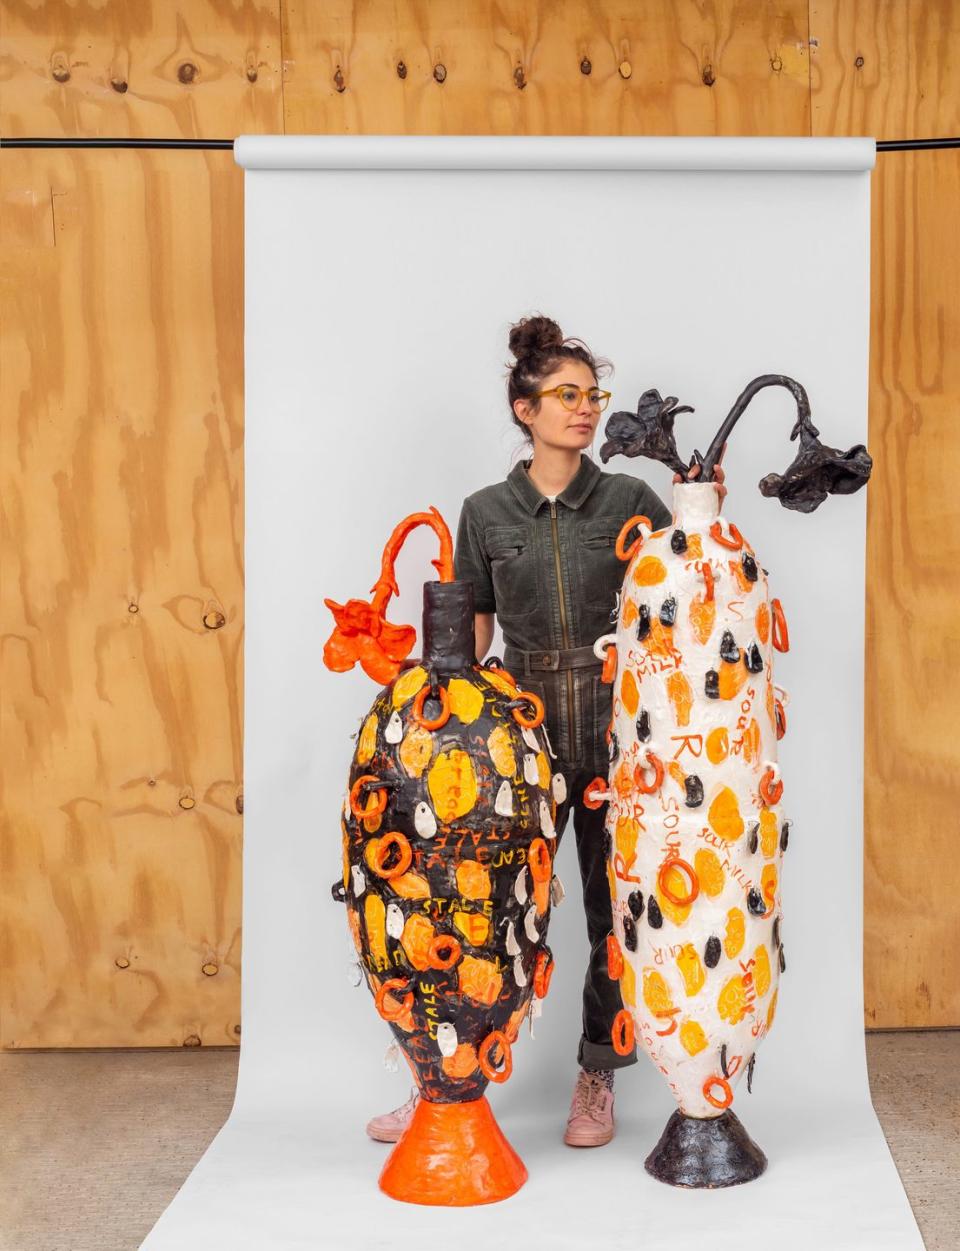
[599,374,873,512]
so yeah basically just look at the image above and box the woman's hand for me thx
[673,444,728,509]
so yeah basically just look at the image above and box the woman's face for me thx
[514,360,602,453]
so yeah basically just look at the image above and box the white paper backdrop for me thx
[142,136,924,1250]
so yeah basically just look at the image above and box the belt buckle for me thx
[540,651,559,671]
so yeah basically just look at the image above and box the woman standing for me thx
[366,314,723,1147]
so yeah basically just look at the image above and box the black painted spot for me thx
[744,643,764,673]
[636,709,651,742]
[747,888,766,917]
[773,916,781,948]
[747,823,759,854]
[637,604,651,641]
[659,596,677,627]
[608,730,619,763]
[623,916,637,952]
[628,890,644,920]
[705,670,719,699]
[742,552,759,582]
[720,630,740,664]
[647,896,663,928]
[684,775,704,807]
[779,945,787,973]
[780,820,791,852]
[704,936,721,968]
[671,529,688,555]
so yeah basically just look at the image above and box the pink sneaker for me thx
[365,1087,420,1143]
[563,1069,615,1147]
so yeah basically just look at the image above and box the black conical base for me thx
[644,1110,767,1188]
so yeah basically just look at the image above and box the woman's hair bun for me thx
[508,315,565,361]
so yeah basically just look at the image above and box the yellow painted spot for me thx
[346,905,362,953]
[401,913,434,971]
[759,810,778,858]
[487,724,516,778]
[756,602,770,645]
[657,871,693,926]
[642,968,676,1017]
[666,671,693,726]
[621,669,640,718]
[357,713,378,765]
[634,555,667,586]
[448,678,484,725]
[677,943,706,996]
[391,870,431,899]
[443,1043,479,1078]
[686,534,703,560]
[724,907,745,959]
[766,681,777,730]
[615,815,639,861]
[742,718,761,764]
[365,894,387,966]
[694,848,725,898]
[456,859,491,900]
[342,835,350,891]
[622,598,638,627]
[392,665,427,707]
[717,974,751,1025]
[706,726,729,764]
[761,863,778,910]
[453,910,489,945]
[428,748,478,822]
[536,751,551,791]
[399,725,433,778]
[766,988,779,1030]
[479,668,519,698]
[708,787,745,842]
[645,618,674,658]
[668,761,686,789]
[679,1019,708,1056]
[458,955,503,1006]
[753,944,772,998]
[689,594,716,646]
[620,959,636,1009]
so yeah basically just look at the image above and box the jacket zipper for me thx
[549,501,576,752]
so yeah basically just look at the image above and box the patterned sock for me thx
[584,1066,614,1091]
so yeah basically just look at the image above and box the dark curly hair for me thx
[506,314,612,442]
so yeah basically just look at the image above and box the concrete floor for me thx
[1,1032,956,1251]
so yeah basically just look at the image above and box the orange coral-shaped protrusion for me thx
[323,507,454,683]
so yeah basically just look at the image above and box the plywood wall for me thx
[0,1,956,1045]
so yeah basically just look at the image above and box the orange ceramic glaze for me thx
[379,1096,527,1205]
[621,668,640,717]
[756,600,770,644]
[689,593,716,645]
[718,659,748,701]
[667,671,694,725]
[634,555,668,586]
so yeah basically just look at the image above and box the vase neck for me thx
[672,481,721,528]
[422,580,476,673]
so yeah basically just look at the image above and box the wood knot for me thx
[148,777,156,787]
[51,53,71,83]
[183,1034,202,1047]
[618,60,632,79]
[128,601,139,614]
[201,963,219,977]
[233,1023,242,1036]
[203,605,226,630]
[111,78,128,93]
[396,60,407,79]
[433,62,447,84]
[235,788,244,814]
[855,55,865,69]
[178,61,199,85]
[514,63,526,89]
[333,66,345,92]
[179,791,196,810]
[245,52,258,83]
[702,63,716,87]
[771,56,783,72]
[115,957,130,970]
[580,57,592,75]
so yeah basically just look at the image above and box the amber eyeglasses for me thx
[535,385,612,412]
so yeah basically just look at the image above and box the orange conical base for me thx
[378,1095,527,1206]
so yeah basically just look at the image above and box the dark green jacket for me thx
[454,454,671,774]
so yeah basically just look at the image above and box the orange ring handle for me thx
[533,950,554,999]
[657,855,700,907]
[370,830,413,879]
[412,684,450,730]
[583,777,609,810]
[349,775,387,820]
[702,562,715,603]
[760,768,784,807]
[703,1075,734,1110]
[635,751,664,795]
[611,1009,635,1056]
[710,520,744,551]
[427,934,462,970]
[478,1030,513,1083]
[606,933,624,980]
[601,643,617,685]
[528,837,552,884]
[774,699,787,740]
[615,514,651,562]
[512,690,545,729]
[771,598,789,652]
[375,977,413,1021]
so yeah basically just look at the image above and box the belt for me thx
[503,643,602,675]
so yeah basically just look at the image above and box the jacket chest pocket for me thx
[577,516,625,610]
[486,525,539,617]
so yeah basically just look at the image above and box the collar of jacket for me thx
[506,453,603,515]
